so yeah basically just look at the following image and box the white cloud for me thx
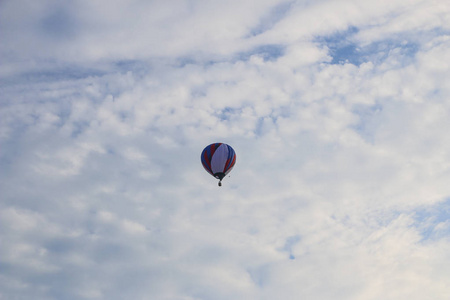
[1,0,450,299]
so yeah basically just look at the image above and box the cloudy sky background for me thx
[1,0,450,299]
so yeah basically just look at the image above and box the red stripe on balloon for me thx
[203,151,212,171]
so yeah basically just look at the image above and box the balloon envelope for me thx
[201,143,236,182]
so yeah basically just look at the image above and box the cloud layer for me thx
[1,0,450,299]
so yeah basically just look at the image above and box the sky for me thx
[1,0,450,299]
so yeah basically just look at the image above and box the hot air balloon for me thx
[201,143,236,186]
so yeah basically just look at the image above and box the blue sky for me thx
[1,0,450,299]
